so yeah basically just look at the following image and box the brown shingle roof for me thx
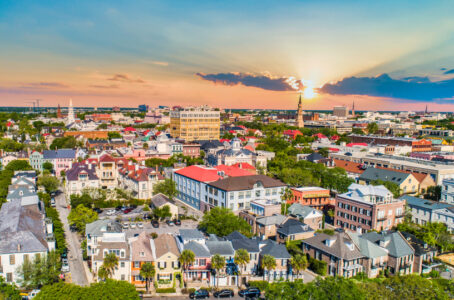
[333,159,364,175]
[154,234,180,259]
[130,232,154,262]
[208,175,285,191]
[303,232,364,260]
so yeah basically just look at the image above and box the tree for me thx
[0,277,21,300]
[139,262,156,293]
[234,249,250,287]
[38,175,60,193]
[290,254,308,280]
[152,179,178,200]
[97,266,110,281]
[99,252,119,280]
[42,161,54,173]
[153,205,172,221]
[17,250,61,289]
[318,148,329,158]
[211,254,226,288]
[5,159,32,171]
[262,254,276,281]
[281,187,293,216]
[367,122,379,134]
[198,207,252,237]
[179,249,195,287]
[49,136,77,150]
[68,204,98,234]
[424,185,441,201]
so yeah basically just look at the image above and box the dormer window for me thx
[325,238,336,247]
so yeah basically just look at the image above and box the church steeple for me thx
[296,93,304,128]
[351,100,355,117]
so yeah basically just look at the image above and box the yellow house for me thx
[152,234,181,287]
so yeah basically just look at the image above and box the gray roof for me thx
[43,149,76,159]
[66,163,98,181]
[0,200,47,254]
[7,186,38,201]
[259,240,291,259]
[85,219,122,237]
[302,232,364,261]
[360,167,411,185]
[288,203,321,218]
[256,214,287,226]
[225,231,260,253]
[151,193,173,208]
[277,219,314,236]
[401,195,452,211]
[179,229,205,241]
[206,241,235,256]
[348,232,388,259]
[184,241,211,257]
[361,231,414,258]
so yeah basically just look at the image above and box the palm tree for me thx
[140,262,156,293]
[178,249,195,287]
[97,265,109,281]
[211,254,226,288]
[234,249,250,287]
[290,254,308,280]
[102,252,119,279]
[261,255,276,281]
[281,187,293,215]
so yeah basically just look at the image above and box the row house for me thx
[287,203,323,230]
[403,195,454,232]
[97,154,118,189]
[29,151,44,172]
[152,234,181,286]
[207,138,268,169]
[118,166,164,200]
[65,162,99,198]
[334,183,405,233]
[85,220,123,260]
[43,149,76,177]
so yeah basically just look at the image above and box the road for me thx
[55,189,89,286]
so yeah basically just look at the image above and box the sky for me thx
[1,0,454,111]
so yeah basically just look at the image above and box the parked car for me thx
[123,208,133,214]
[115,206,123,211]
[143,214,151,220]
[69,224,78,232]
[61,249,68,259]
[50,198,56,207]
[189,289,210,299]
[166,220,174,226]
[173,219,181,226]
[106,209,116,216]
[238,287,261,298]
[137,222,143,229]
[93,207,103,214]
[214,289,234,298]
[122,223,129,229]
[130,204,138,209]
[130,223,137,229]
[61,259,70,272]
[151,220,159,228]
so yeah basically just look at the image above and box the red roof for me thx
[313,133,327,139]
[228,130,236,134]
[220,139,231,143]
[143,129,151,135]
[99,154,115,162]
[244,145,255,152]
[6,121,12,127]
[330,135,340,141]
[283,130,302,139]
[124,127,136,132]
[329,148,340,152]
[231,162,256,170]
[216,165,254,176]
[346,143,368,147]
[333,159,364,174]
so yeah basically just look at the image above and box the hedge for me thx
[155,288,176,293]
[248,280,269,291]
[308,257,327,276]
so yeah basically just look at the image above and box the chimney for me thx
[17,243,21,251]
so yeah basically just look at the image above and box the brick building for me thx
[289,187,334,210]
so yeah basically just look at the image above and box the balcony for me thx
[377,216,387,221]
[395,214,404,219]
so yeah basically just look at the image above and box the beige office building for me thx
[170,106,220,141]
[333,106,349,118]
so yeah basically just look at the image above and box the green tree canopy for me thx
[43,161,54,173]
[38,175,60,193]
[68,204,98,234]
[152,179,178,200]
[199,207,252,237]
[50,136,77,150]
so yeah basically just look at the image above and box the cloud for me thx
[89,84,119,89]
[443,69,454,74]
[319,73,454,101]
[20,82,69,89]
[196,72,303,91]
[149,61,169,67]
[108,74,145,83]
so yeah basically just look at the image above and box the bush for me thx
[181,288,196,294]
[151,232,158,239]
[248,280,269,291]
[308,257,327,276]
[155,288,176,293]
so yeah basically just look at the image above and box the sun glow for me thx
[301,79,317,99]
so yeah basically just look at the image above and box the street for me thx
[55,190,89,286]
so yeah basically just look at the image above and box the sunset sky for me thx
[1,0,454,110]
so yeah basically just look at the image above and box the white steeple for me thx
[67,98,75,124]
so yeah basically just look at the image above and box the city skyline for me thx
[1,1,454,110]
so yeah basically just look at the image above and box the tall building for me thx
[351,101,355,117]
[333,106,349,118]
[296,94,304,128]
[67,98,75,124]
[57,104,62,119]
[170,106,220,141]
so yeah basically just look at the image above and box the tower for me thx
[57,104,62,119]
[425,105,428,115]
[67,98,75,124]
[351,100,355,117]
[296,93,304,128]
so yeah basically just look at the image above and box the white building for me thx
[65,162,100,198]
[441,178,454,204]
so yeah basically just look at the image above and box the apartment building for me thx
[334,184,405,233]
[170,106,220,141]
[289,187,334,210]
[92,232,130,281]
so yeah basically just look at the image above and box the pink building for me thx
[334,184,405,233]
[43,149,76,176]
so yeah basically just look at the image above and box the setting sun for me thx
[302,80,317,99]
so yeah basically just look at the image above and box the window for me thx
[199,259,206,266]
[6,273,12,282]
[9,255,15,265]
[121,262,125,268]
[134,261,140,268]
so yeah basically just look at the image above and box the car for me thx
[115,206,123,211]
[137,222,143,229]
[61,259,70,272]
[189,289,210,299]
[69,224,78,232]
[166,220,174,226]
[61,249,68,259]
[130,204,138,209]
[214,289,234,298]
[50,198,56,207]
[173,219,181,226]
[93,207,103,214]
[151,220,159,228]
[122,222,129,229]
[238,287,261,298]
[130,223,137,229]
[123,208,133,214]
[106,209,116,216]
